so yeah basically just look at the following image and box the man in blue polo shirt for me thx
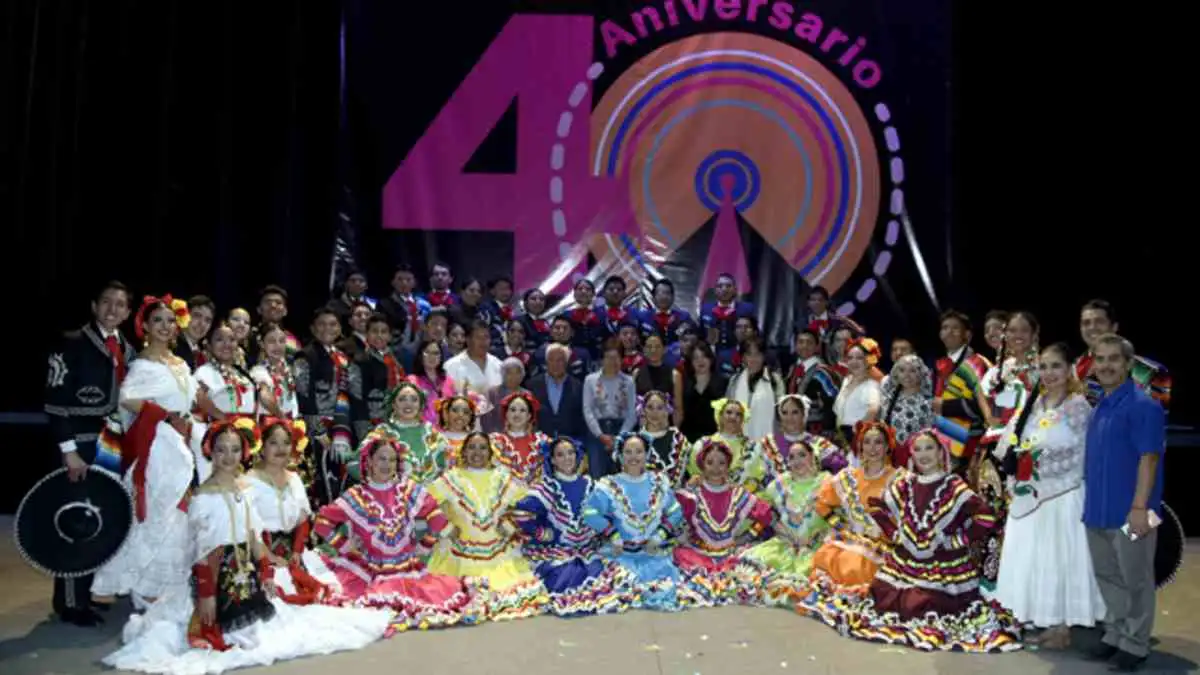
[1083,333,1166,672]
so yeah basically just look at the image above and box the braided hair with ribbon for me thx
[201,417,261,465]
[358,435,410,484]
[385,381,428,422]
[255,417,309,467]
[611,430,655,467]
[536,435,587,480]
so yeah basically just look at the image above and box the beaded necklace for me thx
[215,361,252,411]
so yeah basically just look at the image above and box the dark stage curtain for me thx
[2,0,341,414]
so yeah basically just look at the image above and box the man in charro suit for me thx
[43,280,135,626]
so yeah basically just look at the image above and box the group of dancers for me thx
[34,271,1172,674]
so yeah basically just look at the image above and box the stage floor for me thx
[1,518,1197,675]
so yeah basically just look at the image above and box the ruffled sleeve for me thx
[513,491,555,544]
[581,480,614,535]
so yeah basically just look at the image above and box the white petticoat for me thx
[102,580,392,675]
[988,487,1106,627]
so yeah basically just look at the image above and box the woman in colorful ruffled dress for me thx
[193,321,258,481]
[489,391,551,485]
[802,421,899,605]
[250,323,298,420]
[672,438,773,605]
[826,429,1021,652]
[740,439,832,605]
[513,436,634,617]
[582,432,702,611]
[246,417,339,606]
[686,399,767,492]
[360,381,449,485]
[426,431,549,620]
[314,434,482,630]
[991,343,1104,649]
[93,295,199,609]
[103,421,390,674]
[757,394,847,479]
[637,390,689,486]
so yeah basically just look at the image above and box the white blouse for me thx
[189,486,262,565]
[833,377,881,428]
[195,363,258,416]
[250,364,299,419]
[245,472,311,533]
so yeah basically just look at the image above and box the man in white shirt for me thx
[444,320,504,394]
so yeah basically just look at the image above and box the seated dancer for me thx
[740,439,832,605]
[686,399,767,493]
[437,394,478,466]
[582,431,704,611]
[802,421,899,601]
[489,391,551,485]
[819,429,1020,653]
[192,321,258,481]
[672,438,773,605]
[103,421,389,674]
[360,381,449,485]
[314,435,481,631]
[637,390,689,486]
[251,323,298,420]
[93,295,198,609]
[246,417,340,606]
[513,436,635,617]
[426,431,549,621]
[757,394,847,479]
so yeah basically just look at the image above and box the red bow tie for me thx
[532,318,548,333]
[712,304,734,321]
[607,307,625,322]
[499,305,513,322]
[808,318,829,334]
[655,311,672,332]
[428,291,451,307]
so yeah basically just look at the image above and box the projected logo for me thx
[385,14,912,315]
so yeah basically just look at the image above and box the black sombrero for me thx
[13,466,134,578]
[1155,501,1185,589]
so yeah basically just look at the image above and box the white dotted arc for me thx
[549,62,606,283]
[837,102,904,318]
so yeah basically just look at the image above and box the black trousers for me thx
[53,440,97,615]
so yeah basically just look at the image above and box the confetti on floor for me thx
[557,639,577,648]
[643,644,662,652]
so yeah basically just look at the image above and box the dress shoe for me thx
[1085,642,1119,661]
[1109,650,1147,672]
[60,607,104,627]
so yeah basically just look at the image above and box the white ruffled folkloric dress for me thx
[244,471,342,601]
[989,392,1106,627]
[92,358,199,605]
[103,484,391,675]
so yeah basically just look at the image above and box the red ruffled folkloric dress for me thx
[490,430,551,486]
[825,471,1021,652]
[673,482,773,605]
[314,480,484,632]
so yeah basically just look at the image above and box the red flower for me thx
[1016,453,1034,482]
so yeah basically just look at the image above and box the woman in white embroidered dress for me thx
[990,342,1104,649]
[726,337,784,440]
[92,295,200,609]
[250,322,298,420]
[832,338,883,444]
[103,420,389,674]
[193,322,259,481]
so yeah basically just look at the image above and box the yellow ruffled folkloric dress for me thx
[426,463,549,620]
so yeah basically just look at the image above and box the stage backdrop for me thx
[339,0,953,346]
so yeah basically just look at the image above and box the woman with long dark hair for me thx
[679,341,726,442]
[405,338,457,425]
[726,337,784,440]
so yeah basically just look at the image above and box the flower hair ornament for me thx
[255,417,309,463]
[846,336,882,368]
[500,391,541,428]
[902,427,952,475]
[202,417,261,463]
[437,395,478,430]
[385,381,428,421]
[359,436,411,483]
[611,430,655,465]
[694,437,734,470]
[775,393,812,416]
[852,420,896,458]
[636,390,675,420]
[134,294,191,341]
[710,398,748,431]
[536,435,586,479]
